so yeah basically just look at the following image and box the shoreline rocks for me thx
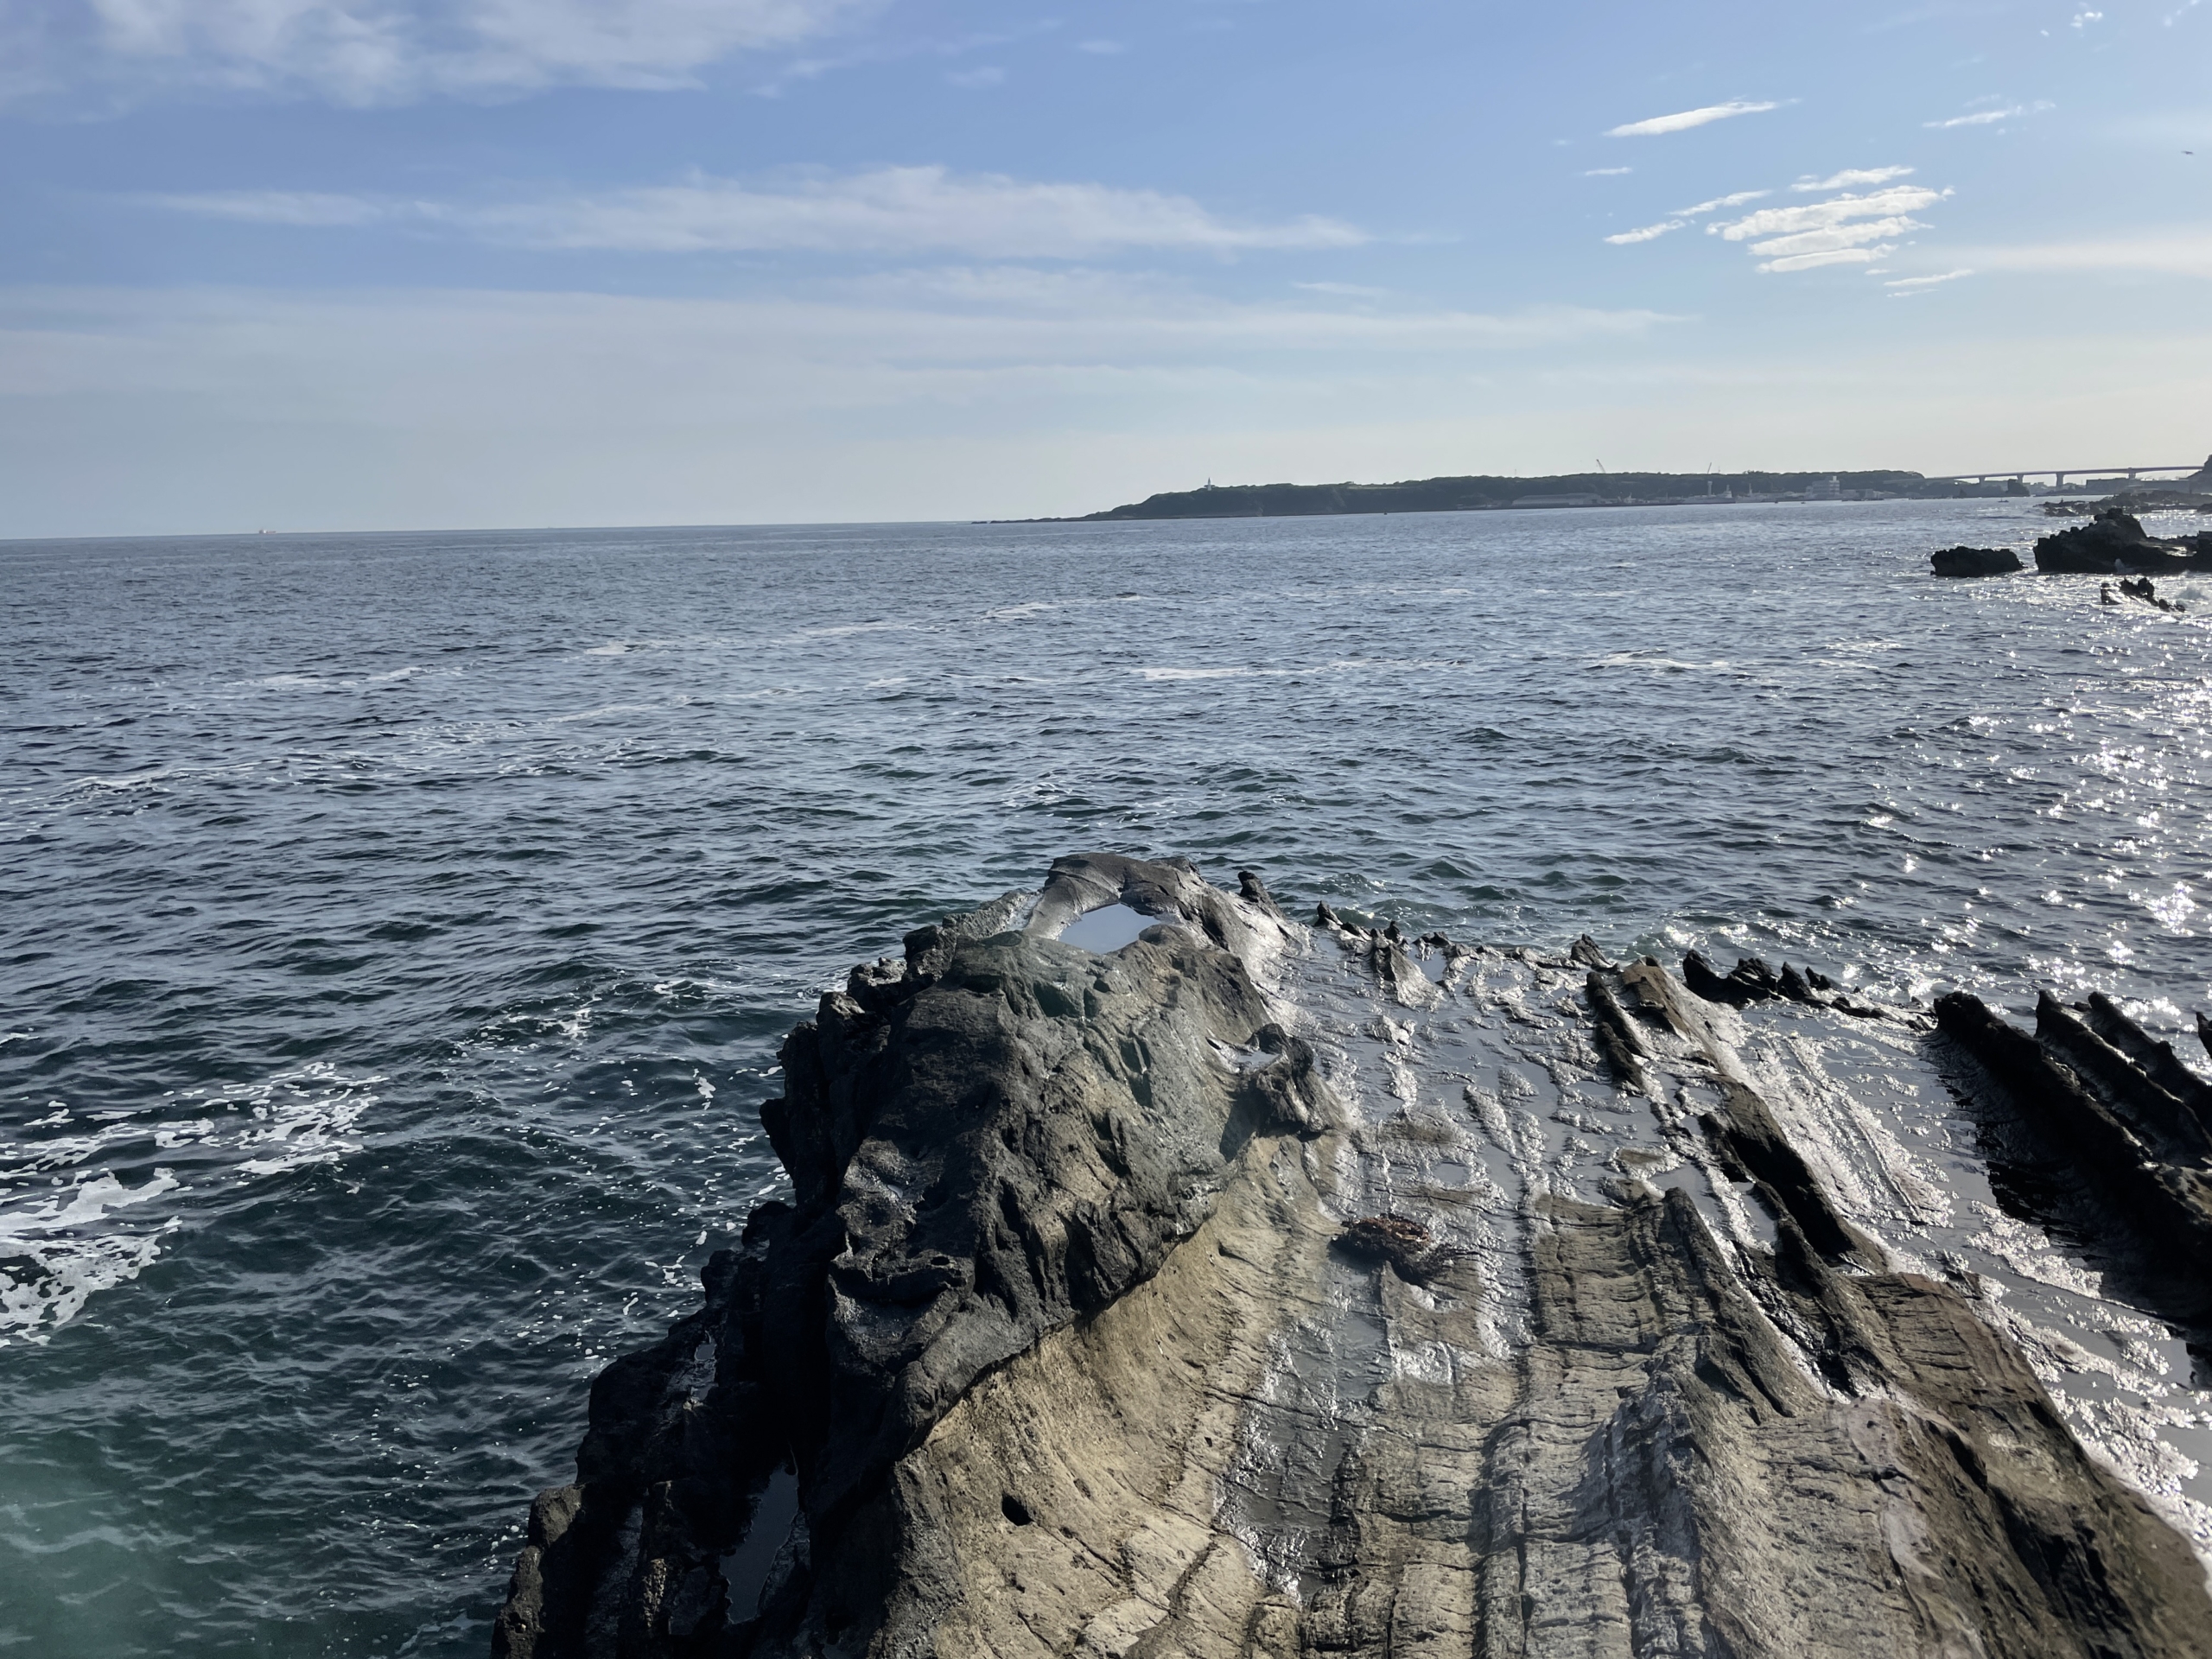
[496,859,2212,1657]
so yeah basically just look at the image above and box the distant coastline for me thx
[1014,467,2160,524]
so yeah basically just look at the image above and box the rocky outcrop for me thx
[497,861,2212,1658]
[1936,988,2212,1310]
[1929,543,2022,576]
[2036,507,2212,574]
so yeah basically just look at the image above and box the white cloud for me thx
[1712,185,1949,241]
[11,0,878,105]
[1580,166,1633,176]
[1924,101,2052,129]
[1885,269,1973,288]
[1605,190,1768,244]
[1747,216,1927,258]
[1792,166,1914,191]
[2071,8,2103,25]
[1605,99,1779,137]
[1673,189,1770,215]
[154,167,1370,258]
[1759,247,1893,273]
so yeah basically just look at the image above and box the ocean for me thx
[3,500,2209,1654]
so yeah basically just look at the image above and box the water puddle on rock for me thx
[720,1464,801,1622]
[1057,904,1157,952]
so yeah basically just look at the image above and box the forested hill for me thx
[1068,469,1930,520]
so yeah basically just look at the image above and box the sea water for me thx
[3,500,2209,1653]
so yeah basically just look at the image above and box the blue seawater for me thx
[3,502,2209,1654]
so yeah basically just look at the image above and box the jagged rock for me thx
[2082,991,2212,1129]
[1335,1214,1453,1282]
[1682,950,1783,1005]
[1930,543,2022,576]
[2116,575,2187,612]
[1568,932,1611,968]
[498,869,2212,1659]
[2036,507,2212,574]
[1936,990,2212,1281]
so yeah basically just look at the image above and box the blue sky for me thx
[3,0,2207,535]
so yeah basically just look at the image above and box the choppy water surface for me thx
[3,502,2209,1653]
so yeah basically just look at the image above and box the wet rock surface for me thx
[498,857,2212,1658]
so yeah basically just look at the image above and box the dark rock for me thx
[2082,992,2212,1131]
[1936,990,2212,1275]
[1236,868,1286,918]
[2037,992,2212,1165]
[1568,932,1611,968]
[2036,507,2212,574]
[1336,1214,1453,1282]
[1930,543,2023,576]
[1682,950,1782,1005]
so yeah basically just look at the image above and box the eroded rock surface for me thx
[497,858,2212,1658]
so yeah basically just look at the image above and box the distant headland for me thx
[1022,458,2212,523]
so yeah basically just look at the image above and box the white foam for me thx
[0,1063,378,1344]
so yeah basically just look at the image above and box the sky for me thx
[2,0,2208,536]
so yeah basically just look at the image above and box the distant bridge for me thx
[1926,463,2204,487]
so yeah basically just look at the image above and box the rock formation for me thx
[1929,544,2022,576]
[2036,507,2212,575]
[496,856,2212,1658]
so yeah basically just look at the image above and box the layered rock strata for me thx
[1936,988,2212,1325]
[497,857,2212,1658]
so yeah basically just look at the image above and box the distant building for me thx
[1510,493,1606,508]
[1805,475,1840,500]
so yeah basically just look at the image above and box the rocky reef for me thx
[2036,507,2212,575]
[495,855,2212,1658]
[1929,544,2023,577]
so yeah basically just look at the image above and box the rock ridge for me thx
[495,859,2212,1658]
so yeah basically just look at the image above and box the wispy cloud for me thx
[1884,269,1973,291]
[152,167,1371,259]
[1580,166,1633,177]
[1793,166,1914,191]
[1605,188,1768,245]
[1758,248,1893,273]
[14,0,882,106]
[1077,39,1124,54]
[1711,185,1949,241]
[1743,221,1937,273]
[2071,8,2104,26]
[1605,99,1780,137]
[1673,189,1770,215]
[1924,101,2053,129]
[945,65,1003,88]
